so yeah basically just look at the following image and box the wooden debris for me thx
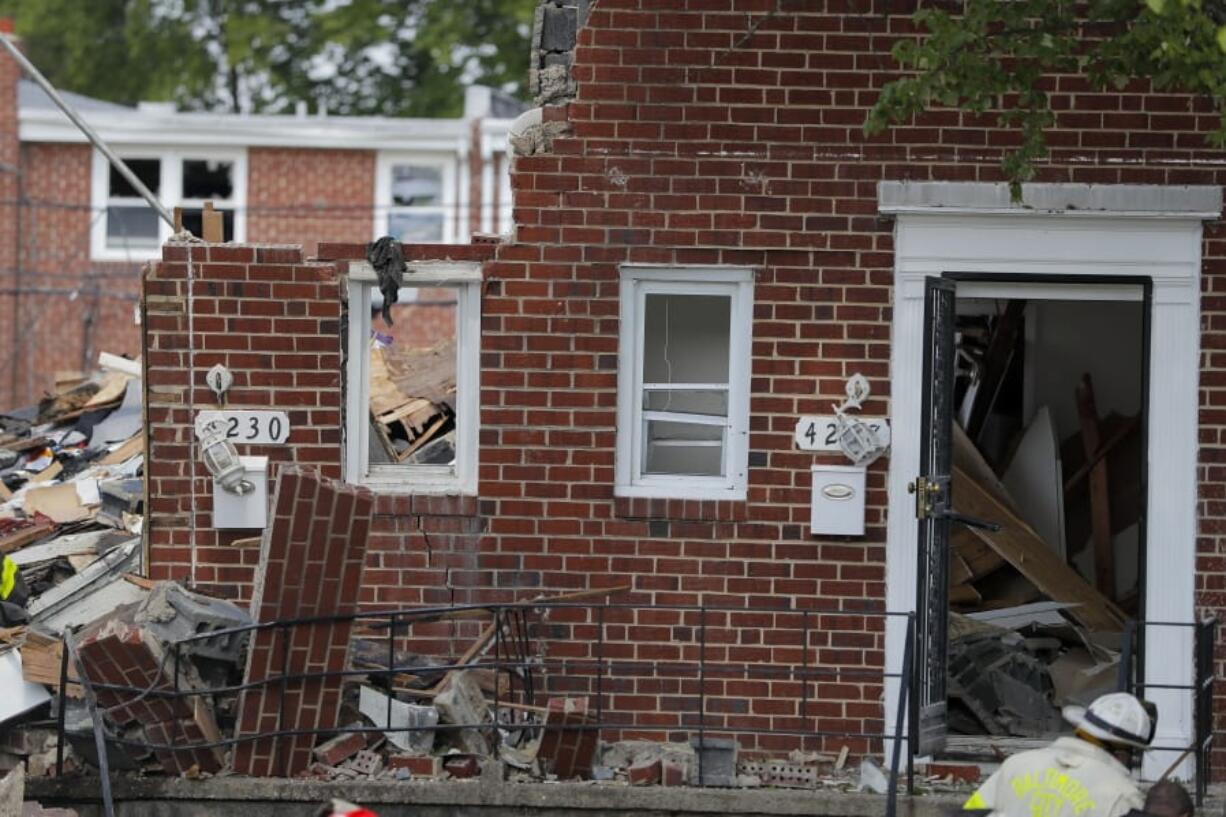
[123,574,158,590]
[1075,375,1115,597]
[99,435,143,466]
[368,340,456,463]
[20,629,80,695]
[85,374,131,408]
[201,201,224,243]
[965,300,1025,442]
[0,518,57,554]
[1063,415,1139,494]
[952,466,1126,633]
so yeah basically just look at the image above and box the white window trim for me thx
[877,181,1219,781]
[89,147,247,262]
[615,265,754,501]
[374,152,459,244]
[344,260,481,495]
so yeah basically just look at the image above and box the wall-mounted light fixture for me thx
[196,419,254,495]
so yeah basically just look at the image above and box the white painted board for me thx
[0,651,51,724]
[1003,406,1066,559]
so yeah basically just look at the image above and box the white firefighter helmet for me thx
[1063,692,1154,749]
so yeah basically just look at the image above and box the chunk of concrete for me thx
[689,736,738,787]
[0,766,23,817]
[134,581,252,665]
[433,671,491,756]
[358,685,437,755]
[540,3,577,51]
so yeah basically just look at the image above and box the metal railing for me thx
[1115,617,1218,806]
[55,601,918,817]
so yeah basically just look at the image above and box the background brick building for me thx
[0,31,519,408]
[140,0,1226,782]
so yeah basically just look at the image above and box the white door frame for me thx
[879,182,1220,780]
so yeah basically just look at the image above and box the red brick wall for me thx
[142,243,344,601]
[15,142,144,404]
[246,147,374,258]
[140,0,1226,766]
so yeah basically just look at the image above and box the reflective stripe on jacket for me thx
[962,736,1144,817]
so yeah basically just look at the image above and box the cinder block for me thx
[134,581,252,665]
[690,737,738,787]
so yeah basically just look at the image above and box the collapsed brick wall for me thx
[232,465,373,777]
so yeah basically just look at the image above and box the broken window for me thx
[105,158,161,251]
[344,263,480,494]
[93,150,246,260]
[615,267,753,500]
[377,156,453,243]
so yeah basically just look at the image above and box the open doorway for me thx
[941,283,1147,743]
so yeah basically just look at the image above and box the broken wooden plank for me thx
[950,583,983,606]
[950,527,1006,586]
[953,422,1019,515]
[1076,374,1115,598]
[30,461,62,484]
[966,300,1026,442]
[0,519,57,554]
[952,465,1126,632]
[99,435,143,466]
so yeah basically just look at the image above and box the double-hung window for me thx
[375,153,456,243]
[616,266,754,500]
[91,148,247,260]
[345,261,481,494]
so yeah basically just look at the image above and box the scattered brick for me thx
[628,758,661,786]
[387,754,442,778]
[924,762,982,785]
[312,733,365,766]
[444,755,481,779]
[662,759,688,787]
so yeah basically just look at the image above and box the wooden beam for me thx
[1063,415,1139,494]
[953,465,1127,632]
[1076,374,1115,598]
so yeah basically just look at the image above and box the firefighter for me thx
[0,553,29,626]
[962,692,1152,817]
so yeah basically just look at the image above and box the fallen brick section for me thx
[76,616,192,726]
[312,733,365,766]
[231,466,374,777]
[537,697,598,780]
[145,714,223,775]
[387,754,442,778]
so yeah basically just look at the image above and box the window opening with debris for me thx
[615,267,753,500]
[344,262,480,494]
[931,280,1148,752]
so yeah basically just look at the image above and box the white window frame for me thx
[344,260,481,495]
[90,147,247,262]
[615,265,754,501]
[374,152,458,244]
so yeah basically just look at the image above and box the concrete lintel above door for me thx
[878,181,1222,219]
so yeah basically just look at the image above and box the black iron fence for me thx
[56,601,918,817]
[51,602,1216,817]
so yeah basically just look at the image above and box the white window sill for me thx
[355,476,476,496]
[93,247,162,263]
[614,482,746,503]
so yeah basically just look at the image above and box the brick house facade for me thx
[138,0,1226,782]
[0,30,517,408]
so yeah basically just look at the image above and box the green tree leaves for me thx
[0,0,534,116]
[866,0,1226,195]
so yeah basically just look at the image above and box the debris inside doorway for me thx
[946,295,1144,739]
